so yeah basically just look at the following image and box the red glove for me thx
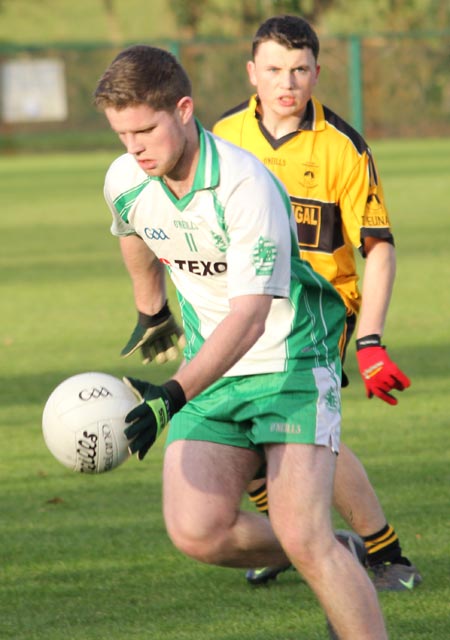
[356,334,411,406]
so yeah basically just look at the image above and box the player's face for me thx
[247,41,320,122]
[104,99,193,178]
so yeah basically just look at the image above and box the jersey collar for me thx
[192,118,220,191]
[155,119,220,210]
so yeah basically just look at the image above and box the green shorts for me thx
[166,358,342,453]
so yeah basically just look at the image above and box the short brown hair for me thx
[252,15,320,61]
[94,45,192,111]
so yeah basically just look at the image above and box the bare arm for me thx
[173,294,273,401]
[356,238,396,339]
[354,238,410,405]
[120,235,166,314]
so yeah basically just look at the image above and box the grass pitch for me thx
[1,140,449,639]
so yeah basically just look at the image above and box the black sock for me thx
[363,523,410,567]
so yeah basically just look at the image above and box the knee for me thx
[165,513,234,565]
[273,520,333,573]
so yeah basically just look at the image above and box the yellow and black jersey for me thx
[213,95,394,315]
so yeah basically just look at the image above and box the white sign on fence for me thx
[1,58,68,123]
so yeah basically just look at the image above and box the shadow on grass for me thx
[1,337,448,410]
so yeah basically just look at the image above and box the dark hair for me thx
[94,45,192,111]
[252,15,320,61]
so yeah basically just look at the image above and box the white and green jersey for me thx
[104,122,345,376]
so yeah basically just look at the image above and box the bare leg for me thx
[333,443,386,535]
[266,443,387,640]
[247,442,387,537]
[163,440,289,567]
[163,440,387,639]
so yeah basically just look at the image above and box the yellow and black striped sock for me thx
[363,523,406,567]
[248,482,269,516]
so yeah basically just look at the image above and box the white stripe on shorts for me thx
[313,364,342,453]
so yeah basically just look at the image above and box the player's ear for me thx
[176,96,194,124]
[315,64,321,83]
[246,60,257,87]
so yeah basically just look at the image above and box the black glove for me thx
[123,376,186,460]
[121,302,185,364]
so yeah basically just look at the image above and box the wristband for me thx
[138,301,171,328]
[356,334,381,351]
[163,379,187,414]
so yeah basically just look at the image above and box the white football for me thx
[42,372,138,473]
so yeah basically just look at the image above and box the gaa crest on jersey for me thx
[366,191,383,212]
[252,236,277,276]
[211,231,228,253]
[363,190,389,227]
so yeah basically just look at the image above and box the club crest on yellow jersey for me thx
[299,163,319,188]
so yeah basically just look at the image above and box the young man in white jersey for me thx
[118,17,421,594]
[94,45,387,639]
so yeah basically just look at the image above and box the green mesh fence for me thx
[0,31,449,152]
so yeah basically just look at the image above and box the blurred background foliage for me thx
[1,0,449,42]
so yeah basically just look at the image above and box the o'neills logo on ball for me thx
[101,423,115,471]
[76,430,98,472]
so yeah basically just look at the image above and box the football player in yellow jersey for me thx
[212,14,421,591]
